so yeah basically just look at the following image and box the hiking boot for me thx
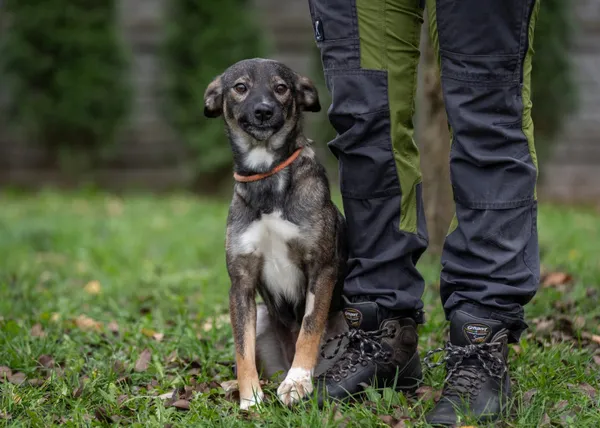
[315,298,423,405]
[425,310,511,426]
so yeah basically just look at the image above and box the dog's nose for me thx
[254,103,274,122]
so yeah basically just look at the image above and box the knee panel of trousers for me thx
[324,70,401,200]
[442,79,537,209]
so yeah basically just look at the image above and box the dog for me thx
[204,58,349,409]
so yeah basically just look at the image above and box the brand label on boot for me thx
[343,308,362,328]
[463,323,491,344]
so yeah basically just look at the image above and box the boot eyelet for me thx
[333,375,341,382]
[361,360,368,367]
[350,367,357,373]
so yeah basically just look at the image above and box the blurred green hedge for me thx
[163,0,264,182]
[0,0,130,164]
[532,0,576,162]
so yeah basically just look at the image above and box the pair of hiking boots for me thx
[316,300,512,426]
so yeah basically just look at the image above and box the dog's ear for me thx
[204,76,223,118]
[296,75,321,113]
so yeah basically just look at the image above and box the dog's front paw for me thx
[239,387,264,410]
[277,367,313,406]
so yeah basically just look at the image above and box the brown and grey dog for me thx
[204,58,349,409]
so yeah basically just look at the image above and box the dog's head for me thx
[203,58,320,142]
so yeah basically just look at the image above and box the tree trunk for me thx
[417,20,454,256]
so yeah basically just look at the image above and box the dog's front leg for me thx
[229,264,263,410]
[277,267,335,406]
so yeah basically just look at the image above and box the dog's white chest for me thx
[240,211,304,304]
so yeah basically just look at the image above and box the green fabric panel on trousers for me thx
[356,0,424,234]
[523,0,540,199]
[425,0,458,236]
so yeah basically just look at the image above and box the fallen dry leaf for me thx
[84,280,101,295]
[540,413,551,426]
[534,318,555,334]
[171,399,190,410]
[38,354,55,369]
[0,366,12,380]
[8,372,26,385]
[141,328,156,337]
[0,412,11,420]
[165,351,178,365]
[591,334,600,345]
[107,321,119,334]
[73,385,84,398]
[554,399,568,411]
[220,380,238,394]
[393,420,407,428]
[523,388,538,405]
[28,378,44,387]
[113,360,126,374]
[50,313,60,322]
[141,328,164,342]
[577,383,597,400]
[573,316,586,329]
[415,386,442,402]
[75,315,102,332]
[94,407,113,424]
[593,355,600,366]
[158,390,177,400]
[117,395,128,406]
[30,323,46,338]
[542,271,573,288]
[378,415,398,426]
[134,349,152,372]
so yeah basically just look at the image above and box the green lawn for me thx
[0,191,598,427]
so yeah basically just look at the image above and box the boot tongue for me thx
[450,310,506,346]
[342,297,384,331]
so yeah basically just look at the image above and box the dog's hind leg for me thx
[256,304,297,382]
[277,268,337,406]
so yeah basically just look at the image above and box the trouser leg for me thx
[308,0,428,316]
[427,0,541,340]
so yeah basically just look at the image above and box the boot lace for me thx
[423,342,507,398]
[319,327,397,382]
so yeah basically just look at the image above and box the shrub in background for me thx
[0,0,130,165]
[532,0,576,163]
[163,0,264,184]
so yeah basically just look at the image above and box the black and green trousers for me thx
[308,0,540,340]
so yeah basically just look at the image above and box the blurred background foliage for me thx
[531,0,576,163]
[0,0,575,186]
[0,0,131,169]
[162,0,265,184]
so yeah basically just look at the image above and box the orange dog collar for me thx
[233,148,303,183]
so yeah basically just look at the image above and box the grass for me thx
[0,190,599,427]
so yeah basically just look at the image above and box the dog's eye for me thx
[234,83,247,94]
[275,84,288,95]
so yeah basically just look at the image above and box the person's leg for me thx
[307,0,426,401]
[425,0,540,424]
[308,0,428,316]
